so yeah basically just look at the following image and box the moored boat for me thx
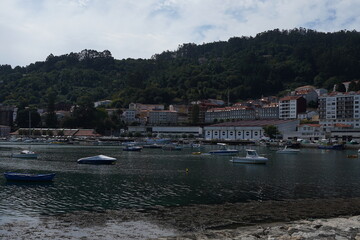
[231,149,268,164]
[123,145,142,151]
[77,155,117,165]
[208,143,239,156]
[4,172,55,182]
[12,150,38,159]
[276,146,300,154]
[318,144,344,150]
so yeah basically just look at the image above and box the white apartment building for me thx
[297,124,325,140]
[319,92,360,129]
[279,96,306,119]
[148,110,178,125]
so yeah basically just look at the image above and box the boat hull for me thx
[12,153,38,159]
[231,157,268,164]
[4,172,55,182]
[208,150,239,156]
[77,155,117,165]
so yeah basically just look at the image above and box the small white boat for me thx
[276,146,300,154]
[77,155,117,165]
[12,150,38,159]
[208,143,239,156]
[231,149,268,164]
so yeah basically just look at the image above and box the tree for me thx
[263,125,280,139]
[45,91,58,127]
[336,83,346,92]
[190,105,200,125]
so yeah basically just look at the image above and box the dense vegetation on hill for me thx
[1,28,360,109]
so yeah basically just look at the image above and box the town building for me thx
[292,85,318,104]
[279,96,306,119]
[297,124,325,141]
[204,119,299,141]
[257,103,279,119]
[148,110,178,125]
[319,92,360,130]
[205,106,256,123]
[127,126,202,137]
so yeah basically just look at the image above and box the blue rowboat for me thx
[4,172,56,182]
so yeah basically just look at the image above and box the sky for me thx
[0,0,359,67]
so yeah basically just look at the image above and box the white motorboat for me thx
[230,149,268,164]
[12,150,38,159]
[77,155,117,165]
[276,146,300,154]
[208,143,239,156]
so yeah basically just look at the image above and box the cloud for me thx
[0,0,359,67]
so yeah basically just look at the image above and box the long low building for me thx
[204,120,299,140]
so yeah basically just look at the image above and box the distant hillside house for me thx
[94,100,112,108]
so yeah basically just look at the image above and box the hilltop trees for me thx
[0,29,358,112]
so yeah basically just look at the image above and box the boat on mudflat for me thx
[208,143,239,156]
[4,172,55,182]
[230,149,268,164]
[77,155,117,165]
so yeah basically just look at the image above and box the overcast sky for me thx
[1,0,359,67]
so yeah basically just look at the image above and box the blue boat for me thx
[318,144,345,150]
[208,143,239,156]
[4,172,56,182]
[77,155,117,165]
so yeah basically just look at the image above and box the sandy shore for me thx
[3,198,360,239]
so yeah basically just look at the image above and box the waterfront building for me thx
[279,96,306,119]
[297,124,325,141]
[204,119,299,141]
[127,126,202,137]
[319,92,360,130]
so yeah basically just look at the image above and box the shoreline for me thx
[3,198,360,239]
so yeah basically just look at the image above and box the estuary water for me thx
[1,143,360,220]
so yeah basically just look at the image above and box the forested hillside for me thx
[1,28,359,108]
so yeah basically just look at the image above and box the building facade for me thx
[279,96,306,119]
[204,120,299,141]
[148,110,178,125]
[319,92,360,130]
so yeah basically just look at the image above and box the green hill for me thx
[1,28,360,108]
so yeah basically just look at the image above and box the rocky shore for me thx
[3,198,360,239]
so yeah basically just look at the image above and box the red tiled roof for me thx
[280,96,302,101]
[300,124,321,127]
[334,123,351,128]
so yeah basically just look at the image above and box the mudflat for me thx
[2,197,360,239]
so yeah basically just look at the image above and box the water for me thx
[1,144,360,219]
